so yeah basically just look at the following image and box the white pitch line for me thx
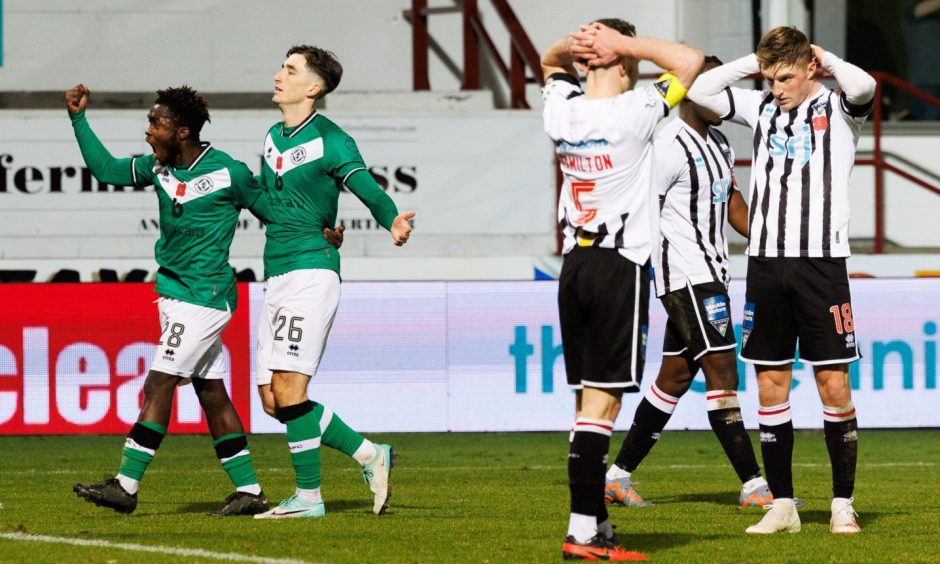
[0,461,936,476]
[0,532,313,564]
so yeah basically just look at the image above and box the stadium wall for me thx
[1,109,938,285]
[0,279,937,435]
[1,0,687,93]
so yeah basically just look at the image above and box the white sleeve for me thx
[542,73,582,139]
[821,51,876,117]
[617,85,670,142]
[654,137,684,197]
[688,54,764,126]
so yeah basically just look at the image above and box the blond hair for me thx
[756,26,813,69]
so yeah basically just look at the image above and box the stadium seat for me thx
[235,268,257,282]
[122,269,149,282]
[97,269,120,282]
[49,269,81,282]
[0,269,37,283]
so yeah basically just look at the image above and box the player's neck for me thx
[173,141,204,168]
[280,101,317,128]
[584,68,627,99]
[793,81,824,108]
[679,106,708,139]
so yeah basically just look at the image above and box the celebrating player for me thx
[68,84,270,516]
[688,27,875,535]
[252,45,413,520]
[543,20,702,560]
[604,56,773,511]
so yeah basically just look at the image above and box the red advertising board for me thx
[0,284,252,435]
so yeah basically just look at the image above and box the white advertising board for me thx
[248,278,940,433]
[0,110,556,262]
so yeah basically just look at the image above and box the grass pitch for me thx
[0,430,937,563]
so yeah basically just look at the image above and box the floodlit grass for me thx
[0,430,937,562]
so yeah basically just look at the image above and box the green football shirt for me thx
[70,110,262,310]
[260,110,398,278]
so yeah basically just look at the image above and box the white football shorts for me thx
[256,268,341,385]
[150,297,230,379]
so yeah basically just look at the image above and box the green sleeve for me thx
[234,167,272,223]
[230,164,262,209]
[69,109,145,186]
[344,168,399,231]
[327,131,368,181]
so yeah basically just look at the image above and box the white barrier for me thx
[248,278,940,433]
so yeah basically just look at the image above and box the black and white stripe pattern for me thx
[728,85,867,257]
[653,119,735,297]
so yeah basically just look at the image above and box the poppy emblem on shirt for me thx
[812,115,829,131]
[176,182,186,197]
[275,156,283,171]
[290,147,307,165]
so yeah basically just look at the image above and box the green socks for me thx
[118,421,167,481]
[213,433,261,492]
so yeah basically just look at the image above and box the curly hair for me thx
[155,86,210,137]
[756,26,813,70]
[287,45,343,99]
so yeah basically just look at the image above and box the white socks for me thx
[116,474,139,495]
[296,487,322,503]
[353,440,378,466]
[606,465,632,481]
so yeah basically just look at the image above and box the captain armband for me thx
[652,73,688,109]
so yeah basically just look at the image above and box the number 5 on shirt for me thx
[572,181,597,225]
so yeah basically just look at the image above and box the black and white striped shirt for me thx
[652,118,736,296]
[725,84,870,257]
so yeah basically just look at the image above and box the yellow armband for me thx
[652,73,688,109]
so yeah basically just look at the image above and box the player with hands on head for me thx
[688,27,876,536]
[67,83,271,517]
[542,18,702,561]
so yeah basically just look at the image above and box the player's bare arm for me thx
[540,37,579,78]
[914,0,940,18]
[570,23,703,89]
[728,189,749,237]
[65,84,90,114]
[391,211,415,246]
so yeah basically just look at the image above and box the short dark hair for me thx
[756,26,813,69]
[704,55,724,68]
[287,45,343,99]
[155,86,210,137]
[593,18,636,38]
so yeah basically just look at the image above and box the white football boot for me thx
[830,497,861,534]
[745,497,801,534]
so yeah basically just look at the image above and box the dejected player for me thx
[67,84,270,517]
[252,45,414,520]
[688,26,876,535]
[543,19,703,560]
[603,56,773,511]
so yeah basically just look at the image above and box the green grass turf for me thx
[0,430,937,563]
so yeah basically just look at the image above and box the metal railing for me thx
[404,0,543,108]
